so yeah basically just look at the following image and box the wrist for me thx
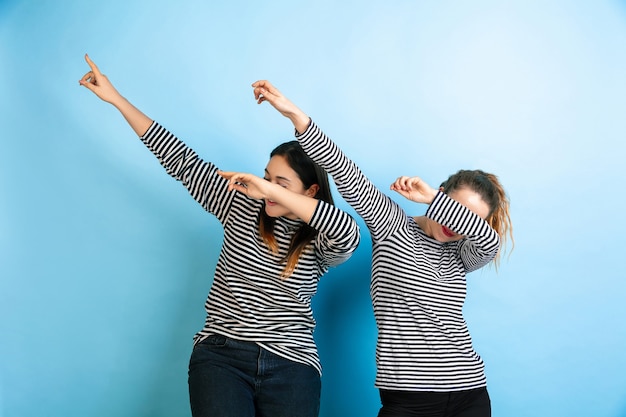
[265,182,282,202]
[428,189,439,204]
[110,93,128,108]
[287,110,310,134]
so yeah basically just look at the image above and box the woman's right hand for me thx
[78,54,123,104]
[78,54,153,136]
[251,80,310,133]
[390,176,438,204]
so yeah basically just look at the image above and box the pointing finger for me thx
[84,53,102,76]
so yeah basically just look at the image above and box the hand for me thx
[251,80,296,115]
[220,170,320,222]
[218,170,273,200]
[390,176,437,204]
[251,80,310,133]
[78,54,123,104]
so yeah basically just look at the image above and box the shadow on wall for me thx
[313,242,380,417]
[71,126,221,417]
[137,233,215,417]
[95,144,221,417]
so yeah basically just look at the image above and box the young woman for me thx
[78,55,360,417]
[251,80,513,417]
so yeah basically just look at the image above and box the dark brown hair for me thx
[259,141,334,278]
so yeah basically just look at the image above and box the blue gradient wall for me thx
[1,1,625,416]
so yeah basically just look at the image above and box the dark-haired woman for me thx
[252,80,513,417]
[78,56,360,417]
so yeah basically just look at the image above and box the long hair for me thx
[259,141,334,278]
[440,169,514,268]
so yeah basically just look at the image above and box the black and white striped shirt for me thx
[297,121,500,391]
[140,122,360,375]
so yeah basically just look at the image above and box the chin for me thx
[435,234,459,243]
[264,208,279,218]
[264,205,286,218]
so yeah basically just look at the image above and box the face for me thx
[427,187,491,243]
[263,155,317,219]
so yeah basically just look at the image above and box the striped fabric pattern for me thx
[140,122,360,375]
[296,121,500,391]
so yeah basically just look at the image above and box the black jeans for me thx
[188,335,321,417]
[377,387,491,417]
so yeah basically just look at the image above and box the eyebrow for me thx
[264,168,292,182]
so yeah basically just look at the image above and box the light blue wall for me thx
[2,1,625,416]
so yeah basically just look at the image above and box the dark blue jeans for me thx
[377,387,491,417]
[188,334,321,417]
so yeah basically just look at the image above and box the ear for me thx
[306,184,320,198]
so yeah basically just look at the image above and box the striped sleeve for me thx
[426,191,501,272]
[140,121,234,223]
[309,200,360,269]
[296,121,406,242]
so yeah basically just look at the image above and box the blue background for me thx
[1,1,625,416]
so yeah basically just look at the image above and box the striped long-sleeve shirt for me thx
[140,122,360,375]
[296,121,500,391]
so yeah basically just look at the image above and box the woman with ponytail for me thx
[78,56,360,417]
[252,80,513,417]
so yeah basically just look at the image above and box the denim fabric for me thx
[188,335,321,417]
[377,387,491,417]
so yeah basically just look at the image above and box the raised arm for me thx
[79,55,237,224]
[78,54,152,137]
[250,80,408,242]
[391,175,500,269]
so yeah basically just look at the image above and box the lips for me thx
[442,226,455,238]
[266,199,277,206]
